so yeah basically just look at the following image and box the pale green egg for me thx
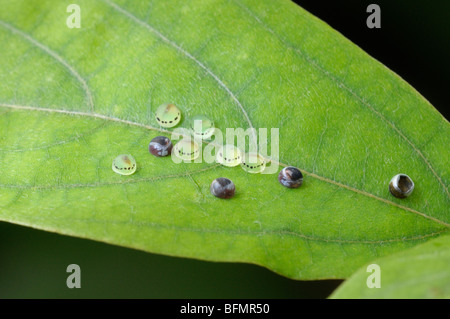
[240,152,266,173]
[216,144,242,167]
[190,114,215,139]
[155,103,181,128]
[112,154,137,175]
[173,138,200,161]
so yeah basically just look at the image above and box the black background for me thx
[294,0,449,119]
[0,1,448,299]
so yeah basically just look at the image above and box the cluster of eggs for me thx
[112,103,414,200]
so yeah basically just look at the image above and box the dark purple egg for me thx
[210,177,236,199]
[389,174,414,198]
[149,136,173,157]
[278,166,303,188]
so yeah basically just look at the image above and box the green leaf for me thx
[330,235,450,298]
[0,0,448,280]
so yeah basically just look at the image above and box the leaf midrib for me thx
[230,0,449,196]
[101,0,449,198]
[6,198,450,245]
[1,102,449,229]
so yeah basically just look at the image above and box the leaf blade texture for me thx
[0,0,448,279]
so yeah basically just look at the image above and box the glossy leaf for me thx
[0,0,448,279]
[330,235,450,298]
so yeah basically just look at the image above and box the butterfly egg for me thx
[278,166,303,188]
[389,174,414,198]
[210,177,236,199]
[149,136,173,157]
[155,103,181,128]
[190,115,215,139]
[173,138,200,161]
[240,152,266,174]
[112,154,137,175]
[216,144,242,167]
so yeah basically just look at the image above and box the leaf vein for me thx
[231,0,448,196]
[1,102,448,228]
[0,162,221,190]
[101,0,257,144]
[0,20,94,112]
[16,216,450,245]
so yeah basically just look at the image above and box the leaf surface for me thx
[0,0,448,279]
[330,235,450,298]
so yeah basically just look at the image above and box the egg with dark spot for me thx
[190,114,215,139]
[112,154,137,176]
[155,103,181,128]
[240,152,266,173]
[173,138,200,161]
[278,166,303,188]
